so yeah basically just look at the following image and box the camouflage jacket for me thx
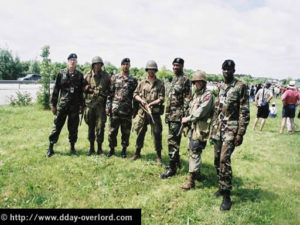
[84,69,111,108]
[211,78,250,140]
[106,73,138,116]
[51,68,85,109]
[133,77,165,115]
[165,73,191,122]
[186,87,215,141]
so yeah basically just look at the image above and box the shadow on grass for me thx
[233,187,278,203]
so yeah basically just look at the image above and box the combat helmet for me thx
[145,60,158,71]
[92,56,104,66]
[191,70,207,82]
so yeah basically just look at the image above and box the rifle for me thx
[79,106,85,126]
[140,103,155,124]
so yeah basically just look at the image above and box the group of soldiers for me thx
[46,54,250,211]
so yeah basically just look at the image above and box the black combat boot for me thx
[131,148,141,160]
[160,161,177,179]
[220,190,232,211]
[87,141,95,156]
[46,143,54,158]
[97,142,103,156]
[70,143,78,155]
[107,147,115,157]
[213,189,224,198]
[121,147,127,158]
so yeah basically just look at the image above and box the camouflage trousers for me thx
[84,106,106,144]
[212,133,235,191]
[108,113,132,149]
[49,106,79,144]
[134,113,162,152]
[168,122,182,163]
[188,136,206,173]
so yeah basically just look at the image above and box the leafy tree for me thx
[37,45,51,109]
[29,60,40,74]
[104,62,118,76]
[0,48,24,80]
[156,66,173,82]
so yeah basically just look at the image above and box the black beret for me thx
[172,57,184,65]
[121,58,130,65]
[67,53,77,60]
[222,59,235,69]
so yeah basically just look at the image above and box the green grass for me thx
[0,99,299,225]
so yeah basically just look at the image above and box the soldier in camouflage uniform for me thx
[84,56,111,156]
[211,60,250,210]
[180,71,215,190]
[47,53,85,157]
[160,58,192,179]
[106,58,138,158]
[131,60,165,164]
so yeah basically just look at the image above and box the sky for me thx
[0,0,299,79]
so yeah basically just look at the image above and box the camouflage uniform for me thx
[211,79,250,191]
[186,87,214,173]
[49,68,85,145]
[133,77,165,154]
[107,73,138,150]
[84,70,111,145]
[165,73,192,167]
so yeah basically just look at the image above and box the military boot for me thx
[213,189,224,198]
[176,155,182,169]
[46,143,54,158]
[121,147,127,158]
[70,143,78,155]
[87,141,95,156]
[131,148,141,160]
[107,148,115,157]
[220,190,232,211]
[97,142,103,156]
[160,161,177,179]
[156,150,162,165]
[181,172,196,190]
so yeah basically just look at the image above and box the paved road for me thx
[0,83,54,105]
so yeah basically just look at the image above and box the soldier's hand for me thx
[234,134,243,146]
[141,99,147,106]
[79,107,83,114]
[51,107,57,115]
[181,117,188,124]
[84,85,90,91]
[105,109,110,116]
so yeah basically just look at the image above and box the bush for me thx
[9,91,32,106]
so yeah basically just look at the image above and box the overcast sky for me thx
[0,0,299,79]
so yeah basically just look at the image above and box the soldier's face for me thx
[121,63,130,73]
[93,63,102,73]
[222,68,234,80]
[194,80,205,90]
[147,69,156,77]
[173,63,183,75]
[68,58,77,68]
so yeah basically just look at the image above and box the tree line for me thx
[0,46,297,85]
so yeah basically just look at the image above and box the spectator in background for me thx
[250,85,255,102]
[280,81,300,134]
[269,102,277,118]
[252,81,273,131]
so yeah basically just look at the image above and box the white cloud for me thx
[0,0,299,79]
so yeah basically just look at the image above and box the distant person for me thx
[280,81,300,134]
[252,81,273,131]
[47,53,85,157]
[255,83,262,95]
[249,85,255,102]
[269,102,277,118]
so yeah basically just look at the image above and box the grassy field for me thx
[0,99,299,224]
